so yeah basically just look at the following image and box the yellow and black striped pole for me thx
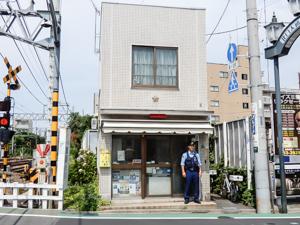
[50,90,59,183]
[2,80,11,182]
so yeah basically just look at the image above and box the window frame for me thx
[243,102,249,109]
[242,73,248,80]
[210,85,220,92]
[211,115,220,122]
[242,88,249,95]
[210,100,220,107]
[219,71,229,78]
[132,45,179,89]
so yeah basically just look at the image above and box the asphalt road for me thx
[1,214,300,225]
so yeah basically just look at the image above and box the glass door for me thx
[146,136,172,196]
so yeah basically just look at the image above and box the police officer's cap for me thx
[188,141,195,146]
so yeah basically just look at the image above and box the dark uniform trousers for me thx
[184,170,199,200]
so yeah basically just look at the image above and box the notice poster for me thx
[273,94,300,155]
[117,150,125,161]
[272,94,300,196]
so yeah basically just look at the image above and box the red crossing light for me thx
[0,114,10,128]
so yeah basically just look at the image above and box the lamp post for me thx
[264,13,287,213]
[264,0,300,213]
[287,0,300,16]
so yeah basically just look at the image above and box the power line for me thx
[89,0,100,14]
[17,76,46,106]
[13,40,49,99]
[206,25,247,36]
[15,0,49,82]
[0,5,48,101]
[59,75,69,111]
[0,52,45,107]
[206,0,231,44]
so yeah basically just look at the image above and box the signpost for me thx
[227,43,237,63]
[227,43,239,93]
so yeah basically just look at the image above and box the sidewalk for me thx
[99,194,256,214]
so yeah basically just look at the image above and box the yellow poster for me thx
[100,150,111,168]
[283,137,299,148]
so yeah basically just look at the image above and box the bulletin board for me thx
[100,150,111,168]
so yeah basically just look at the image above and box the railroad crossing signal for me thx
[2,57,21,90]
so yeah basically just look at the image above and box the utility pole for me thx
[246,0,272,213]
[48,0,61,184]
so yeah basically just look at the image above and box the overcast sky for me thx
[0,0,298,128]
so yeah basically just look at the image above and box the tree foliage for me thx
[64,112,102,211]
[10,131,46,158]
[69,149,97,186]
[68,112,92,158]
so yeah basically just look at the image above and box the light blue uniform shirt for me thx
[180,151,202,166]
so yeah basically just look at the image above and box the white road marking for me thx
[0,212,299,220]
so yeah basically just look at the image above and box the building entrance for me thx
[111,135,192,198]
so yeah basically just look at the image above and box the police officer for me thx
[181,142,202,204]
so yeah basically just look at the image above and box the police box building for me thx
[96,2,213,201]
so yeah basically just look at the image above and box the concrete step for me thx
[111,197,183,205]
[101,201,216,211]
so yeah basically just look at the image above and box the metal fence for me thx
[214,118,253,188]
[0,183,64,210]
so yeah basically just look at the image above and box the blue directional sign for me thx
[228,71,239,93]
[227,43,237,63]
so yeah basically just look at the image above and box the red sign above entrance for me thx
[148,114,168,119]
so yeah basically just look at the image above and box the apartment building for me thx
[97,2,213,201]
[207,45,251,123]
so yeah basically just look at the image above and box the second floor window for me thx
[211,100,220,107]
[243,103,249,109]
[242,74,248,80]
[132,46,178,88]
[219,71,228,78]
[210,85,219,92]
[242,88,249,95]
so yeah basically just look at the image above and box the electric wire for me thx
[89,0,100,14]
[11,39,48,99]
[0,49,46,107]
[59,75,70,113]
[15,0,49,82]
[0,4,48,102]
[206,0,231,44]
[206,25,247,36]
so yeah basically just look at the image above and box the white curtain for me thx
[133,47,154,85]
[156,49,177,86]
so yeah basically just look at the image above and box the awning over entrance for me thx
[101,120,213,134]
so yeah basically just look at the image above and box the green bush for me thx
[68,149,97,186]
[64,149,104,211]
[242,189,256,208]
[210,159,255,207]
[64,181,100,211]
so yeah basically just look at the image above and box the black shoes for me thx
[185,199,200,204]
[194,199,200,204]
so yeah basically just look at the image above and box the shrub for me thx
[64,181,100,211]
[210,159,256,208]
[242,189,256,208]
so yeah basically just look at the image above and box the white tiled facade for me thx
[98,3,211,201]
[100,3,207,111]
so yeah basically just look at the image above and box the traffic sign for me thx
[228,71,239,93]
[36,144,51,157]
[227,43,237,63]
[37,158,46,169]
[2,57,21,90]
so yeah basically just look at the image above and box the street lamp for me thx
[265,13,287,213]
[287,0,300,16]
[264,13,285,44]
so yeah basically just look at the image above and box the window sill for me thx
[131,86,179,91]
